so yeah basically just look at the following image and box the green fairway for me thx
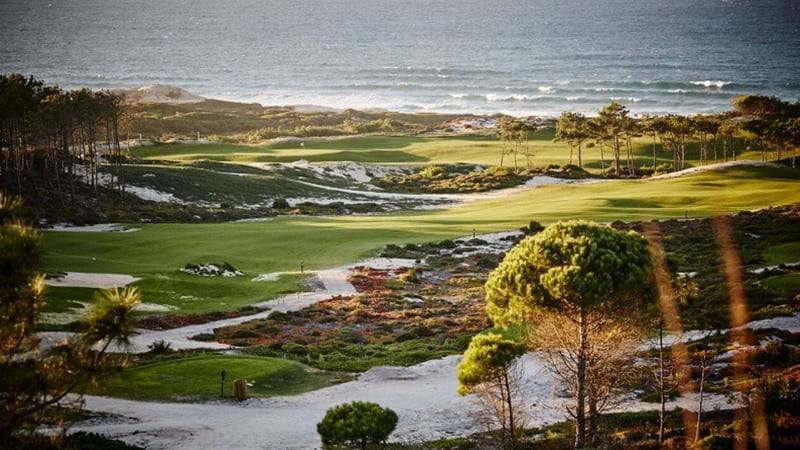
[89,355,343,401]
[41,164,800,316]
[41,219,427,314]
[432,164,800,226]
[120,131,773,213]
[128,130,734,171]
[762,274,800,299]
[763,242,800,266]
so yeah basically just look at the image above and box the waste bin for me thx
[233,379,247,401]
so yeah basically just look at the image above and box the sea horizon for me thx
[2,0,799,118]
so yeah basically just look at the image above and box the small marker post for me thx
[220,369,227,398]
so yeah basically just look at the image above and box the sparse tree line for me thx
[501,95,800,176]
[0,74,127,205]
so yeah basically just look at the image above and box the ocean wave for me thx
[690,80,732,88]
[486,94,533,102]
[538,86,555,94]
[611,97,643,103]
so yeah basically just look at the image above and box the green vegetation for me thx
[90,354,342,401]
[40,164,800,317]
[763,241,800,265]
[762,273,800,298]
[485,221,653,448]
[127,100,458,141]
[317,401,398,450]
[5,75,800,449]
[0,194,140,449]
[457,333,527,447]
[375,165,529,193]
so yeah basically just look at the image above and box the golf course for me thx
[5,90,799,449]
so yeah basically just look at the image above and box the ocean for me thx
[1,0,799,117]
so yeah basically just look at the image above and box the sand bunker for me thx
[45,272,140,289]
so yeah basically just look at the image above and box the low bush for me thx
[317,401,398,450]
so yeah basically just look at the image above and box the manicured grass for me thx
[129,131,743,171]
[42,286,95,313]
[422,164,800,227]
[90,355,342,401]
[763,241,800,265]
[762,274,800,298]
[41,164,800,316]
[41,218,451,315]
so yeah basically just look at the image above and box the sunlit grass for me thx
[128,130,740,171]
[41,164,800,315]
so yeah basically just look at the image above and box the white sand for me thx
[112,85,205,104]
[45,272,140,289]
[67,250,800,449]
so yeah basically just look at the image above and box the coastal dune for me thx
[112,85,205,104]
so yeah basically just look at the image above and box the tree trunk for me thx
[599,145,606,177]
[652,135,657,169]
[503,371,517,449]
[658,318,666,444]
[626,134,634,176]
[695,354,708,444]
[569,144,574,165]
[588,394,599,446]
[575,308,588,449]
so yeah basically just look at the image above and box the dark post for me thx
[220,369,226,398]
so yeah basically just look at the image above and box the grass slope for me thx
[90,354,342,401]
[128,130,758,173]
[41,164,800,316]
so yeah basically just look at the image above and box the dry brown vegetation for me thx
[126,100,469,141]
[213,261,495,372]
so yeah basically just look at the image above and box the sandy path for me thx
[74,349,746,450]
[76,355,564,450]
[119,258,412,353]
[293,175,584,206]
[64,248,800,449]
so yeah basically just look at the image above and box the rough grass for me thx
[89,354,342,401]
[111,163,334,205]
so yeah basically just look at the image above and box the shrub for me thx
[521,220,545,235]
[146,339,173,355]
[230,329,260,339]
[317,401,398,450]
[191,333,216,342]
[419,165,445,179]
[272,198,290,209]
